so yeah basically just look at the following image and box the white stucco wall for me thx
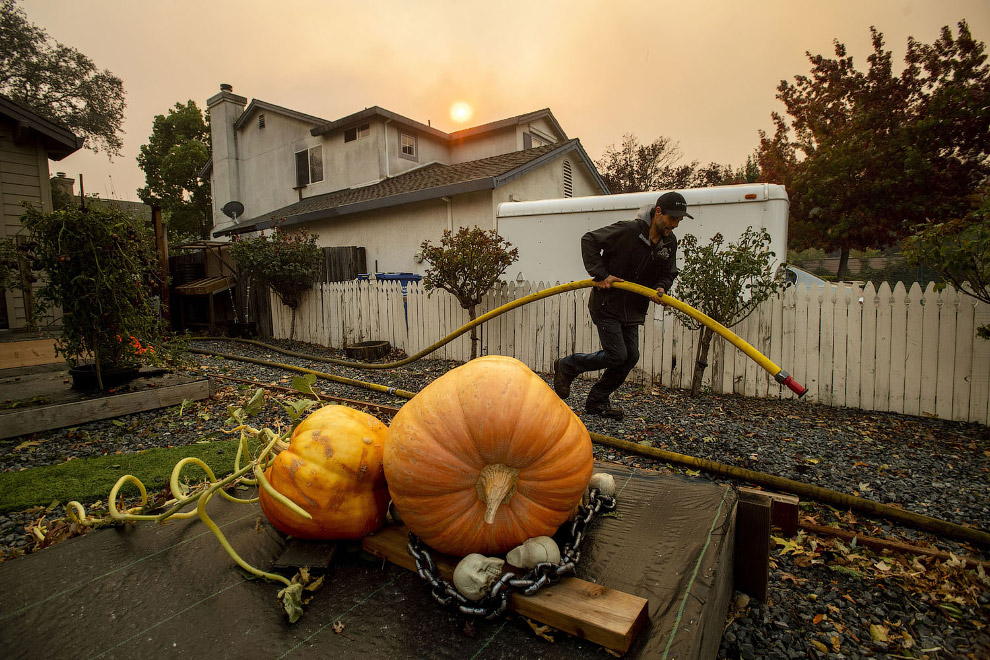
[305,190,495,276]
[495,152,604,213]
[449,128,518,163]
[383,123,450,177]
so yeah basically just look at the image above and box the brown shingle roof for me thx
[216,140,589,236]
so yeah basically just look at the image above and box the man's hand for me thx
[594,275,624,289]
[651,287,666,305]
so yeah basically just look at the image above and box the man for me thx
[552,191,692,420]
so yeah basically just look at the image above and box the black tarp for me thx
[0,465,736,659]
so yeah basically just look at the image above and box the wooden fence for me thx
[270,281,990,425]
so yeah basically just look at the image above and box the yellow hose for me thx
[199,279,806,395]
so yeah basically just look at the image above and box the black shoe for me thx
[585,405,624,420]
[552,359,574,400]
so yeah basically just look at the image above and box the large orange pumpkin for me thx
[384,355,593,556]
[259,405,390,540]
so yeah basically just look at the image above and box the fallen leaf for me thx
[869,623,889,642]
[874,560,891,572]
[332,620,345,634]
[813,614,824,625]
[810,640,829,653]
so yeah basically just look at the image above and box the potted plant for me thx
[22,204,170,390]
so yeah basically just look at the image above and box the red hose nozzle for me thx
[774,370,808,398]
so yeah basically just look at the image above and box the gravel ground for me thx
[1,337,988,660]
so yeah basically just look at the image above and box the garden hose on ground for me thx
[189,349,989,549]
[202,279,807,395]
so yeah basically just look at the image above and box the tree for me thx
[419,227,519,360]
[672,228,783,397]
[229,226,323,341]
[137,101,212,239]
[760,22,990,280]
[0,0,125,155]
[903,184,990,339]
[595,133,697,193]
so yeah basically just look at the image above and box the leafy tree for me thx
[229,226,323,341]
[595,133,697,193]
[760,22,990,280]
[419,227,519,360]
[137,100,212,239]
[903,185,990,339]
[0,0,125,155]
[672,228,783,397]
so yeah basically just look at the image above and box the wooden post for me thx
[733,489,771,602]
[152,206,170,322]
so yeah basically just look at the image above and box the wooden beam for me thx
[361,524,648,655]
[733,489,771,602]
[739,486,799,537]
[0,378,210,440]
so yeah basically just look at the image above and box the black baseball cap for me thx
[656,191,694,219]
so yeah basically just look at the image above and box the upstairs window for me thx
[400,132,417,160]
[344,123,370,142]
[295,145,324,187]
[523,131,551,149]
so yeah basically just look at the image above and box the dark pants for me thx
[558,319,640,408]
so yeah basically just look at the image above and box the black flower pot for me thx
[69,364,140,391]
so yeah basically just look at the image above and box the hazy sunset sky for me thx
[19,0,990,202]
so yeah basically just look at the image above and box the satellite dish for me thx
[222,201,244,220]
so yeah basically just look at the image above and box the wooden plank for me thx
[845,285,862,409]
[919,283,940,417]
[738,487,799,537]
[971,300,990,425]
[874,283,893,412]
[818,285,835,406]
[832,285,848,407]
[0,339,61,369]
[805,286,821,402]
[935,287,957,420]
[903,283,924,416]
[888,282,908,414]
[733,489,771,602]
[361,525,648,654]
[0,378,210,440]
[952,294,975,422]
[859,283,878,411]
[791,287,808,400]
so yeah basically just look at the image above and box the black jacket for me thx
[581,204,678,324]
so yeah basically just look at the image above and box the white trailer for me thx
[496,184,790,286]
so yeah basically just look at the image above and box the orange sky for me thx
[19,0,990,202]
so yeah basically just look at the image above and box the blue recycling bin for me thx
[357,272,422,324]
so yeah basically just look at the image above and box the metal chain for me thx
[406,489,617,619]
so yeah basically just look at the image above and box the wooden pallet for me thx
[361,524,648,655]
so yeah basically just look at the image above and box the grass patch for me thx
[0,440,260,514]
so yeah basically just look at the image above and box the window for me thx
[294,145,323,187]
[344,123,370,142]
[523,131,551,149]
[400,132,417,160]
[563,159,573,198]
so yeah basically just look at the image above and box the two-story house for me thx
[205,84,608,275]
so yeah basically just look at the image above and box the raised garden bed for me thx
[0,367,211,440]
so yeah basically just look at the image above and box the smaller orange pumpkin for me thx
[259,405,389,539]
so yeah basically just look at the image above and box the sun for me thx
[449,101,473,124]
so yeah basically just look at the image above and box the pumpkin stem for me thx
[476,464,519,524]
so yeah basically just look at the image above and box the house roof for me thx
[310,106,450,140]
[448,109,567,142]
[0,94,84,160]
[233,99,330,131]
[214,138,606,237]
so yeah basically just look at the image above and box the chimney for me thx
[206,84,248,236]
[50,172,75,198]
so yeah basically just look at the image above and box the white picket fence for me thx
[271,280,990,425]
